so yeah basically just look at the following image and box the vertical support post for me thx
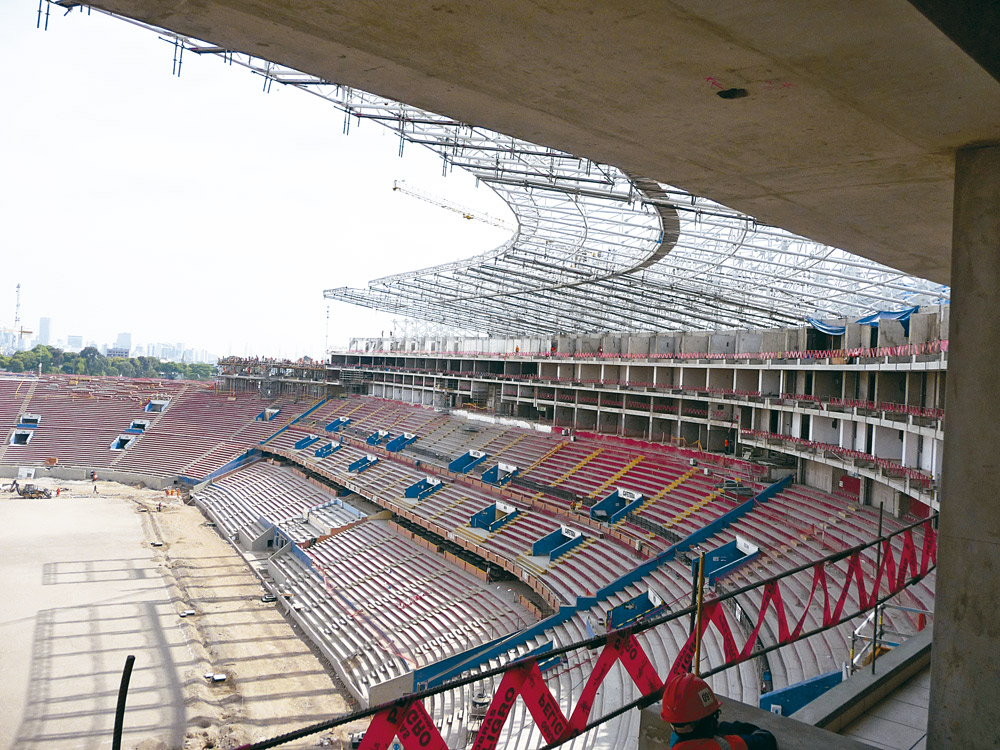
[872,502,884,675]
[928,144,1000,749]
[688,556,699,636]
[693,552,706,674]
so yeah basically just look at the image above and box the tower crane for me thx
[392,180,517,233]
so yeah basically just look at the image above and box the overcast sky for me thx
[0,3,512,358]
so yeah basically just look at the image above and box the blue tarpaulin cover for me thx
[807,306,920,336]
[805,318,847,335]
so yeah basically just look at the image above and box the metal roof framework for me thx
[69,6,950,336]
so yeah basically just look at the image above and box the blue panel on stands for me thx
[315,441,343,458]
[591,489,644,525]
[405,476,444,500]
[470,502,518,531]
[366,429,392,445]
[533,526,584,560]
[532,527,565,556]
[413,633,512,688]
[482,463,519,486]
[470,504,495,529]
[325,417,350,432]
[386,432,417,452]
[607,591,664,630]
[550,533,584,560]
[691,538,761,585]
[760,670,843,715]
[199,449,260,482]
[348,455,378,473]
[449,450,489,474]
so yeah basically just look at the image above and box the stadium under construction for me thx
[4,2,1000,749]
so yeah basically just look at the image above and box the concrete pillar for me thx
[928,145,1000,748]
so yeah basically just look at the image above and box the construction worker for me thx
[661,673,777,749]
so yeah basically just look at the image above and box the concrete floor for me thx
[841,667,930,750]
[0,494,190,750]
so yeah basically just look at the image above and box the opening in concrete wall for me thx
[146,399,170,413]
[10,430,32,446]
[111,434,136,451]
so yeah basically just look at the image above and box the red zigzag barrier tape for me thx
[359,521,936,750]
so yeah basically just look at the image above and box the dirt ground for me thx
[0,476,366,750]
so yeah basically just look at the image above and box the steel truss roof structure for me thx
[70,6,950,336]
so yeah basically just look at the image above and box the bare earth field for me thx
[0,477,363,750]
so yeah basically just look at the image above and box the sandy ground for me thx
[0,477,364,750]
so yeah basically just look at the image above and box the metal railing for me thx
[231,513,936,750]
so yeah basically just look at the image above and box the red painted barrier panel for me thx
[353,517,936,750]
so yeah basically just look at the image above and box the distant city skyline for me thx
[4,315,220,363]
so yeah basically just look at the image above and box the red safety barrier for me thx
[233,515,935,750]
[669,523,936,679]
[739,429,935,487]
[360,628,664,750]
[356,518,934,750]
[325,338,947,363]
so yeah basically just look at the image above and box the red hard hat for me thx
[660,673,722,724]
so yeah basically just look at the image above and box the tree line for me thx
[0,345,215,380]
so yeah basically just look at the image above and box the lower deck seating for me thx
[194,461,340,541]
[270,519,535,703]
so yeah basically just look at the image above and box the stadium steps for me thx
[0,378,40,460]
[428,494,473,522]
[547,448,603,489]
[633,467,699,515]
[514,552,549,578]
[451,524,487,546]
[482,430,523,456]
[657,488,725,531]
[586,455,645,499]
[520,439,569,476]
[16,377,39,416]
[108,383,190,467]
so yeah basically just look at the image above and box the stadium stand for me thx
[0,376,937,747]
[0,374,313,480]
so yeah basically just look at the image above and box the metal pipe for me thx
[111,654,135,750]
[872,502,885,675]
[694,552,706,674]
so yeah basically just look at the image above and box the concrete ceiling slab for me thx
[87,0,1000,284]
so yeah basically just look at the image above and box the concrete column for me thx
[928,145,1000,748]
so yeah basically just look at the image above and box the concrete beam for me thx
[793,628,932,732]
